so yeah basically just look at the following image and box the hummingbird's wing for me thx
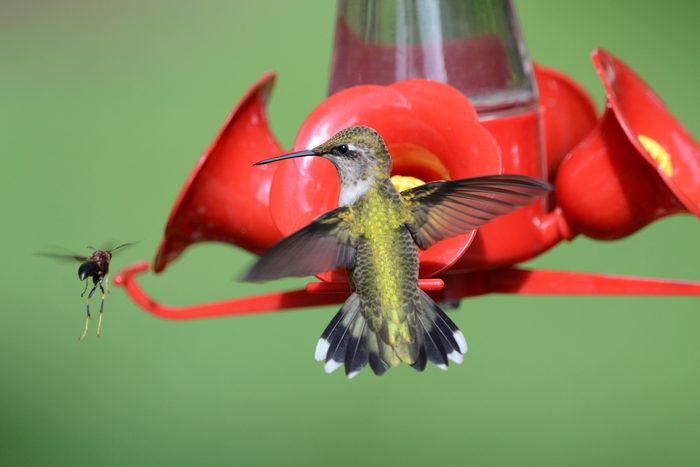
[244,207,357,282]
[401,174,551,249]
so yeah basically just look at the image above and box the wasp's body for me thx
[79,249,111,290]
[40,243,132,340]
[76,249,113,340]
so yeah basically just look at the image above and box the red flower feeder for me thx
[153,73,284,273]
[115,4,700,321]
[555,49,700,239]
[270,79,502,280]
[534,63,598,178]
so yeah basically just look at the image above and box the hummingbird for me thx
[246,126,550,377]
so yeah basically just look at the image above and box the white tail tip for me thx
[324,359,343,374]
[314,338,330,362]
[454,331,468,354]
[447,350,463,364]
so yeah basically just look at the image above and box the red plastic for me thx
[153,72,284,272]
[148,63,606,277]
[121,48,700,320]
[270,79,503,278]
[593,49,700,215]
[113,264,700,321]
[437,269,700,299]
[114,263,346,320]
[534,63,598,178]
[555,49,700,239]
[455,109,556,270]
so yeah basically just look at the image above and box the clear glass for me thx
[328,0,537,119]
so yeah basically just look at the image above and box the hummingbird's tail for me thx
[314,290,467,377]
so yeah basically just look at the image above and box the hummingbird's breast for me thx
[349,182,419,355]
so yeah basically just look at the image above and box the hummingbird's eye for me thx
[336,144,349,155]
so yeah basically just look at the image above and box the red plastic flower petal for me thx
[153,73,284,272]
[267,79,503,279]
[593,48,700,215]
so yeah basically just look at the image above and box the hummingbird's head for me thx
[313,126,391,178]
[254,125,391,178]
[254,126,391,205]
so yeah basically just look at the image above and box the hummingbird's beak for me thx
[253,149,317,166]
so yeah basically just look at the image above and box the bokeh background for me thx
[3,1,700,465]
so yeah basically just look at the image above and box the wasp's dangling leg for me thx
[79,283,98,341]
[96,282,106,338]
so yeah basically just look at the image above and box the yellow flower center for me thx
[638,134,673,177]
[391,175,425,192]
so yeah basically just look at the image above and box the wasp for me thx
[39,243,133,340]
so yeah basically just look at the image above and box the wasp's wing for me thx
[402,175,552,250]
[244,207,357,282]
[36,251,88,263]
[109,242,136,254]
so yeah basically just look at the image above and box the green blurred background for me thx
[2,1,700,465]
